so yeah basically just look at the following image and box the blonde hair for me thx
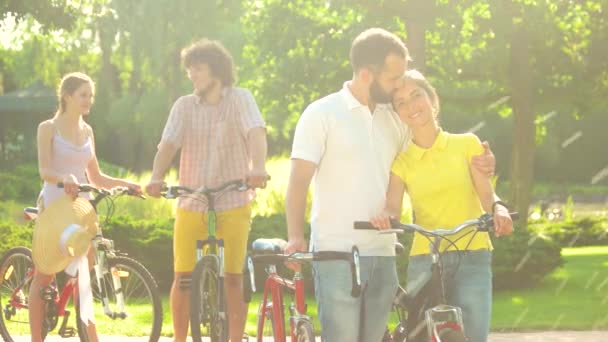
[54,72,95,117]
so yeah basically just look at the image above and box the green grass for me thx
[150,247,608,337]
[491,246,608,331]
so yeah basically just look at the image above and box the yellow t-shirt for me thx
[391,130,492,256]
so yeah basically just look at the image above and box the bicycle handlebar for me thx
[160,176,270,199]
[57,182,145,199]
[252,246,362,298]
[354,212,519,237]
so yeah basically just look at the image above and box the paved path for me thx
[10,330,608,341]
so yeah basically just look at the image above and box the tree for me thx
[1,0,76,30]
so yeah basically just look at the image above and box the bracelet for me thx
[492,200,509,214]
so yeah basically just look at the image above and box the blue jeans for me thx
[313,256,398,342]
[407,250,492,342]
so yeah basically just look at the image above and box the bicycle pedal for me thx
[58,310,76,337]
[59,326,76,337]
[40,285,57,301]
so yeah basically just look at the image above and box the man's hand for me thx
[246,168,269,189]
[145,180,165,198]
[284,237,307,272]
[369,210,393,230]
[493,204,514,238]
[471,141,496,177]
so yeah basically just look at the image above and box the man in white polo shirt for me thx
[286,28,409,341]
[285,28,495,341]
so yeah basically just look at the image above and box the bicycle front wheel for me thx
[295,320,314,342]
[190,255,228,342]
[76,256,162,342]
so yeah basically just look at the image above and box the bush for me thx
[101,213,299,293]
[492,229,563,290]
[530,216,608,247]
[0,221,33,256]
[0,164,40,203]
[102,215,175,291]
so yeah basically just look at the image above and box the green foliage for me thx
[492,229,563,290]
[99,213,299,293]
[101,215,175,291]
[530,216,608,247]
[1,0,77,31]
[0,221,32,256]
[0,164,40,203]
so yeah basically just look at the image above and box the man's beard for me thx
[195,80,219,98]
[369,80,392,104]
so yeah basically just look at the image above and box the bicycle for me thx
[161,179,259,342]
[241,238,362,342]
[0,184,163,342]
[355,212,518,342]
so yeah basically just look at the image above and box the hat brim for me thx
[33,195,97,275]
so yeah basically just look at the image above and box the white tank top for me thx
[39,127,94,209]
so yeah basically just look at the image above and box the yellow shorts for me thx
[173,205,251,274]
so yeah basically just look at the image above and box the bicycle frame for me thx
[247,246,361,342]
[31,185,139,324]
[357,212,518,342]
[257,265,308,342]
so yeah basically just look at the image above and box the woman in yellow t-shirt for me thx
[371,70,513,342]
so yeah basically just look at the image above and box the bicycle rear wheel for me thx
[190,255,228,342]
[76,256,162,342]
[0,247,43,341]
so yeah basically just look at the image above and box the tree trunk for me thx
[508,23,535,227]
[401,0,435,72]
[404,17,427,71]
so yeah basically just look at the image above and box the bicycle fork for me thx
[93,245,127,319]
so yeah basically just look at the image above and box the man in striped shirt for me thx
[146,39,268,342]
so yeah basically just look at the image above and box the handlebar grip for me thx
[510,212,520,220]
[57,182,64,188]
[354,221,377,230]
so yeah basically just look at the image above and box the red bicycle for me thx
[0,185,162,342]
[242,239,361,342]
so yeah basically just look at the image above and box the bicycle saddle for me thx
[23,207,39,221]
[251,238,287,254]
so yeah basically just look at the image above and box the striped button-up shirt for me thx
[161,87,265,212]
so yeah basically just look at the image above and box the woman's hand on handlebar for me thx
[62,174,79,199]
[493,204,514,238]
[145,179,165,198]
[369,209,394,230]
[120,180,143,196]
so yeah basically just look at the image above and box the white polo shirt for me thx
[291,82,409,256]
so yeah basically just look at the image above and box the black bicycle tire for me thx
[190,255,229,342]
[392,321,408,342]
[75,256,162,342]
[0,247,50,342]
[295,320,315,342]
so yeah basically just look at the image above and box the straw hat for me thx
[32,195,98,275]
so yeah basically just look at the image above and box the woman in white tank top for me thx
[30,72,142,342]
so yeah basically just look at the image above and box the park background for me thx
[0,0,607,337]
